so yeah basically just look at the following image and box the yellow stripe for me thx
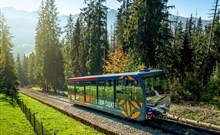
[128,76,135,81]
[131,101,140,109]
[131,112,140,119]
[131,106,135,111]
[122,111,128,117]
[119,100,125,105]
[127,101,131,116]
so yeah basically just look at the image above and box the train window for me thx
[115,79,125,109]
[115,76,143,109]
[75,81,84,102]
[126,78,143,102]
[67,83,75,101]
[98,81,105,106]
[142,75,169,105]
[105,80,114,108]
[85,81,96,104]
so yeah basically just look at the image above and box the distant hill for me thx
[169,15,211,30]
[2,7,210,56]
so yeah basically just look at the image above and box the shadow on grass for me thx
[0,95,17,107]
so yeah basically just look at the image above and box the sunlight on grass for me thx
[0,94,35,135]
[19,93,104,135]
[31,86,41,91]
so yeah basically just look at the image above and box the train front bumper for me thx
[146,96,171,119]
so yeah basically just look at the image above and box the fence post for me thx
[27,107,29,120]
[33,113,36,132]
[20,101,23,111]
[29,108,31,123]
[41,122,44,135]
[24,103,26,114]
[20,101,23,112]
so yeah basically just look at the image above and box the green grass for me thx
[18,93,104,135]
[0,94,35,135]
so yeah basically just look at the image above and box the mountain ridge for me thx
[1,7,211,56]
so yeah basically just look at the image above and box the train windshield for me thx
[142,74,170,113]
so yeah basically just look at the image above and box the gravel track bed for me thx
[19,88,171,135]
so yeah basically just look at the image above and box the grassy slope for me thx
[19,93,103,135]
[0,94,35,135]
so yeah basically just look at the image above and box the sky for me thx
[168,0,214,20]
[0,0,120,15]
[0,0,216,20]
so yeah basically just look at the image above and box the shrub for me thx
[204,66,220,102]
[170,73,204,102]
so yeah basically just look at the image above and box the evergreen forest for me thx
[0,0,220,103]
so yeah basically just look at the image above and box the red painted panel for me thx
[69,76,98,82]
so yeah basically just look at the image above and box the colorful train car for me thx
[68,69,170,121]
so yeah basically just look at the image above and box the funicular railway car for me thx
[68,69,171,121]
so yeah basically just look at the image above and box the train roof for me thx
[68,69,163,82]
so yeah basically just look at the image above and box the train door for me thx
[115,76,145,120]
[85,81,97,104]
[97,80,114,108]
[105,80,114,108]
[115,78,125,109]
[75,81,85,102]
[97,80,105,106]
[67,82,75,101]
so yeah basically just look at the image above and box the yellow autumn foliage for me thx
[105,45,145,73]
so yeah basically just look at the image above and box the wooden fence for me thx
[17,98,55,135]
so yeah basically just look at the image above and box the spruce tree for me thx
[172,22,184,79]
[22,55,29,86]
[72,18,82,77]
[0,14,18,97]
[63,14,75,80]
[16,54,23,86]
[28,52,36,86]
[116,0,171,68]
[35,0,64,91]
[213,12,220,63]
[81,0,108,75]
[179,17,194,81]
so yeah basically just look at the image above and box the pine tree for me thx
[213,12,220,63]
[116,0,171,68]
[28,52,36,86]
[203,0,219,84]
[35,0,64,91]
[172,22,184,79]
[155,8,173,70]
[63,14,75,81]
[193,17,206,79]
[16,54,23,86]
[72,18,82,77]
[79,19,88,76]
[179,17,194,81]
[0,14,18,98]
[136,0,171,67]
[81,0,108,75]
[115,0,132,46]
[22,54,29,86]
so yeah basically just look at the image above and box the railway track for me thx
[19,88,220,135]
